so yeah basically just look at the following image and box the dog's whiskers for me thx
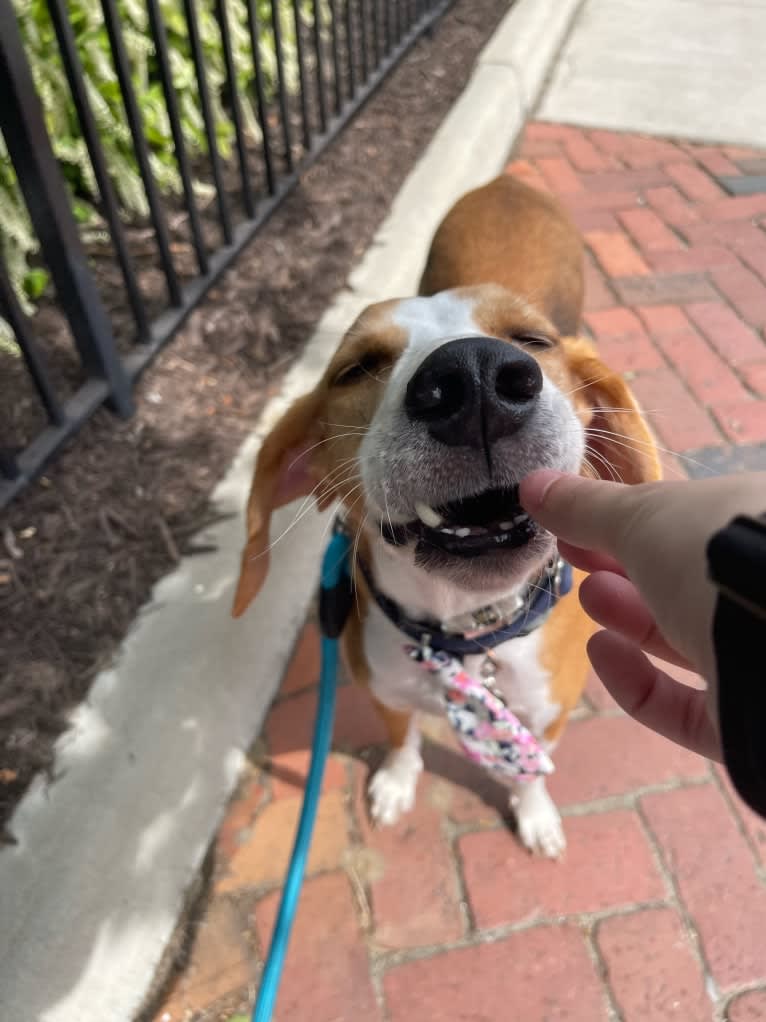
[583,444,624,483]
[255,461,363,559]
[319,418,370,432]
[563,373,614,398]
[582,452,616,483]
[286,433,367,473]
[584,427,712,475]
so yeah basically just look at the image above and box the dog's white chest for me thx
[363,602,560,737]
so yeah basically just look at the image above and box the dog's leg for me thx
[510,772,565,859]
[368,700,423,826]
[510,711,568,859]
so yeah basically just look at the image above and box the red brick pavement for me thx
[150,126,766,1022]
[510,125,766,467]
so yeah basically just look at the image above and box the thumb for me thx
[520,470,645,562]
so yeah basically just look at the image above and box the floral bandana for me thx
[406,645,554,781]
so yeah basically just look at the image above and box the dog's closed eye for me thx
[511,333,556,351]
[490,326,556,351]
[333,351,393,386]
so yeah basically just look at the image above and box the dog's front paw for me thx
[511,779,566,859]
[368,748,423,826]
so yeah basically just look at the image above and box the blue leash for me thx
[251,526,352,1022]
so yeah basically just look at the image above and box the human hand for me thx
[520,470,766,759]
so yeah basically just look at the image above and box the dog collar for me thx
[356,545,573,657]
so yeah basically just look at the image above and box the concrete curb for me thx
[0,2,579,1019]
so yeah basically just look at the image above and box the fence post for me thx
[0,0,134,417]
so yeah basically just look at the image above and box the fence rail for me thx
[0,0,451,509]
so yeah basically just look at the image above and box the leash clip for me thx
[479,651,508,707]
[319,520,353,639]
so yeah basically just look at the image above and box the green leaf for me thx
[23,267,49,299]
[72,198,96,224]
[5,0,306,306]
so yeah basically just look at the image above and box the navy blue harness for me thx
[358,556,573,657]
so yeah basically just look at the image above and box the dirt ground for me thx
[0,0,511,838]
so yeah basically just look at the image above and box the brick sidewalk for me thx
[150,125,766,1022]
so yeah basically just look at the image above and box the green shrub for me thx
[0,0,307,328]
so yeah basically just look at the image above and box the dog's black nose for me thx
[405,336,543,447]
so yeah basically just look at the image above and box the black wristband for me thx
[707,515,766,819]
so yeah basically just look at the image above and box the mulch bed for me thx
[0,0,511,838]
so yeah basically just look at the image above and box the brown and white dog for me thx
[232,175,661,858]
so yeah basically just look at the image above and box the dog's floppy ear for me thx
[232,390,328,618]
[563,336,662,485]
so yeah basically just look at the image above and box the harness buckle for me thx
[473,606,501,628]
[549,556,565,599]
[462,594,523,639]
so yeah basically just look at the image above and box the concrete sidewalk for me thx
[539,0,766,148]
[149,124,766,1022]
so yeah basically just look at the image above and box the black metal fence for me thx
[0,0,451,509]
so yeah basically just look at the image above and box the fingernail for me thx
[519,469,566,511]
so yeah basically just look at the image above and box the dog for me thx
[232,174,661,858]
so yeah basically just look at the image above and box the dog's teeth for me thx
[455,527,471,538]
[415,502,443,528]
[513,514,529,525]
[499,521,514,530]
[439,526,456,535]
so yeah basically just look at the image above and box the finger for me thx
[587,631,720,760]
[556,540,626,577]
[580,572,693,669]
[520,470,642,561]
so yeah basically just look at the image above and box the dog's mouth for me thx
[381,486,537,558]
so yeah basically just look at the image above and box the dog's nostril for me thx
[495,361,543,404]
[407,369,466,420]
